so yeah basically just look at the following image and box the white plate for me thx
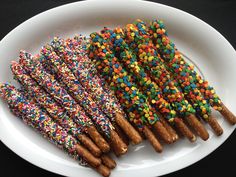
[0,0,235,176]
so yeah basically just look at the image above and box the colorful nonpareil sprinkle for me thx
[41,45,113,137]
[18,50,93,129]
[0,83,85,165]
[123,21,196,118]
[50,36,126,123]
[89,32,160,130]
[103,27,176,122]
[11,61,83,137]
[142,21,211,119]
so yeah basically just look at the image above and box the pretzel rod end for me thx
[101,154,116,169]
[186,114,209,141]
[159,117,179,142]
[174,118,196,142]
[75,144,101,168]
[109,130,128,156]
[77,134,102,157]
[143,126,163,153]
[95,164,111,177]
[115,112,142,145]
[113,123,130,146]
[219,103,236,125]
[87,126,110,153]
[153,121,173,144]
[207,115,223,136]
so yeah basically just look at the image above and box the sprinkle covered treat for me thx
[11,61,102,157]
[0,83,114,177]
[132,19,223,136]
[50,36,142,145]
[89,31,173,150]
[19,51,110,153]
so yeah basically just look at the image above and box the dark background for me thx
[0,0,235,177]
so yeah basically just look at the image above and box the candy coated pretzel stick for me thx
[19,51,110,153]
[11,61,102,157]
[131,20,222,136]
[0,83,104,169]
[89,32,172,148]
[41,46,128,156]
[123,22,210,139]
[109,27,198,142]
[51,36,142,145]
[150,20,236,125]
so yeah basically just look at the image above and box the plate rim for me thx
[0,0,235,177]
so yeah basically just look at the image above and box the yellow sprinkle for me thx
[146,80,151,85]
[116,35,120,39]
[169,118,174,122]
[131,86,136,90]
[121,83,125,87]
[131,32,135,37]
[180,61,184,65]
[151,100,156,104]
[211,90,215,94]
[101,45,105,49]
[154,33,157,38]
[131,64,134,68]
[203,100,206,104]
[199,80,203,84]
[145,114,149,118]
[203,114,208,119]
[148,56,154,61]
[171,110,176,115]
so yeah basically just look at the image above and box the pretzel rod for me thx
[16,74,115,171]
[108,27,199,142]
[41,46,128,156]
[17,88,109,167]
[0,83,104,169]
[118,23,208,140]
[149,20,236,125]
[89,32,172,147]
[41,45,113,136]
[18,51,110,153]
[37,56,114,155]
[11,61,102,157]
[68,36,140,144]
[113,123,129,145]
[51,36,141,145]
[101,155,116,169]
[130,20,222,136]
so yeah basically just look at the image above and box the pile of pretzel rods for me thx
[0,19,235,177]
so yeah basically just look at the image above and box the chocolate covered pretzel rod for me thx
[0,83,113,175]
[149,19,236,125]
[130,20,222,136]
[50,36,142,145]
[41,45,128,156]
[37,54,124,157]
[89,32,172,148]
[11,61,102,157]
[120,23,209,139]
[108,27,197,142]
[65,36,135,146]
[18,51,110,153]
